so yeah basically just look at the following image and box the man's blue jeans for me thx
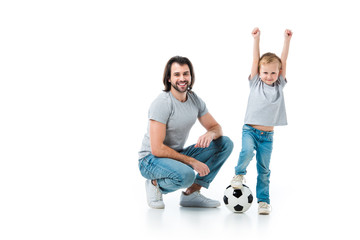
[235,125,274,204]
[139,136,233,194]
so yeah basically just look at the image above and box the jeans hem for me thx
[194,179,210,189]
[257,199,270,204]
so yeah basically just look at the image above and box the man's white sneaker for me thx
[230,175,245,189]
[258,202,271,215]
[145,180,165,209]
[180,191,220,208]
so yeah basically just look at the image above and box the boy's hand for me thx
[284,29,293,40]
[252,27,260,39]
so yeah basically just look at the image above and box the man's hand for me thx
[195,131,214,148]
[190,158,210,177]
[197,113,222,148]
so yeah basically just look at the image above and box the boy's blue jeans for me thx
[235,125,274,204]
[139,136,233,194]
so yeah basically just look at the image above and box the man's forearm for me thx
[207,124,223,140]
[152,143,196,166]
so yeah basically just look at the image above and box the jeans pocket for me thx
[138,154,156,179]
[138,156,148,171]
[138,159,150,179]
[267,134,274,142]
[243,124,252,131]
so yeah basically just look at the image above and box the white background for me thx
[1,0,360,239]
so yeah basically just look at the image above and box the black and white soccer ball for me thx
[223,185,253,213]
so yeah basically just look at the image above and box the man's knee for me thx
[182,170,196,188]
[172,169,195,189]
[217,136,234,152]
[224,136,234,151]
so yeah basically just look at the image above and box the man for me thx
[138,56,233,209]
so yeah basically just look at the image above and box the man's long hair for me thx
[162,56,195,92]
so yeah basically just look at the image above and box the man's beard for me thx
[171,81,189,93]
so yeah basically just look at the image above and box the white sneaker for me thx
[258,202,271,215]
[180,191,220,208]
[145,180,165,209]
[230,175,245,189]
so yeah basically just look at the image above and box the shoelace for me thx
[193,191,212,202]
[259,202,269,208]
[233,175,246,183]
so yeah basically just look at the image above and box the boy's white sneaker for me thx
[258,202,272,215]
[145,180,165,209]
[230,175,245,189]
[180,191,220,208]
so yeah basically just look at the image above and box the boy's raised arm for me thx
[250,27,260,79]
[280,29,293,79]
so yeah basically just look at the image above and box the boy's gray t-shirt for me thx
[244,74,288,126]
[139,91,208,159]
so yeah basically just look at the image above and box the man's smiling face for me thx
[169,62,191,93]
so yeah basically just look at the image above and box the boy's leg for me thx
[255,132,274,204]
[180,136,233,188]
[235,127,256,175]
[139,154,196,194]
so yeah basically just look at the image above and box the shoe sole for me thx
[149,203,165,209]
[180,202,220,208]
[258,212,270,215]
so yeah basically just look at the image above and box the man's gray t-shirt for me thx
[244,74,288,126]
[139,91,208,159]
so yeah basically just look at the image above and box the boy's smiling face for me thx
[259,62,280,85]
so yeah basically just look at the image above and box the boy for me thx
[231,28,292,214]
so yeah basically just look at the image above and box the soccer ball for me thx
[223,185,253,213]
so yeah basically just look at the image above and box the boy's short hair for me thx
[259,52,282,71]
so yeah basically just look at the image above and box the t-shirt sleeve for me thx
[194,94,208,118]
[148,97,171,124]
[249,74,259,87]
[279,74,287,88]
